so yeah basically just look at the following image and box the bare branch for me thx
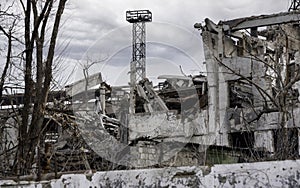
[213,55,279,108]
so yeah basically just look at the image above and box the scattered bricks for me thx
[141,154,147,160]
[149,154,155,160]
[149,148,156,154]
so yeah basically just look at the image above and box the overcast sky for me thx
[60,0,290,86]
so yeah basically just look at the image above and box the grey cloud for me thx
[58,0,290,84]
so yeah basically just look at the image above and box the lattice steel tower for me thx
[289,0,300,11]
[126,10,152,113]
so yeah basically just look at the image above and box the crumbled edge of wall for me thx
[1,160,300,187]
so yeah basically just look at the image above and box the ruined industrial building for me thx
[1,4,300,187]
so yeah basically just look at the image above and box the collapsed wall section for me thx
[198,11,300,158]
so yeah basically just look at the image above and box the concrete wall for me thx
[1,160,300,187]
[128,111,208,142]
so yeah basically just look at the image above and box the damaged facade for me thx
[125,10,300,166]
[74,9,300,168]
[195,10,300,159]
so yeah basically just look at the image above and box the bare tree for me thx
[14,0,68,176]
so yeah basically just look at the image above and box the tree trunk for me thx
[17,0,67,176]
